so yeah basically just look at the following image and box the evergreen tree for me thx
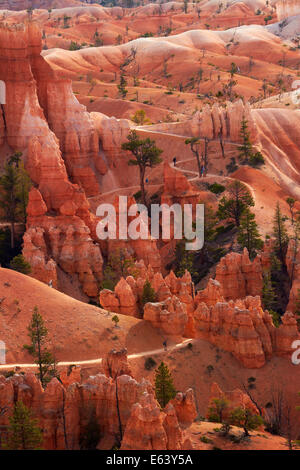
[207,398,229,423]
[122,130,163,206]
[237,209,263,258]
[217,180,254,227]
[0,162,20,249]
[262,271,276,311]
[0,153,31,249]
[101,248,136,291]
[272,202,289,264]
[154,362,176,409]
[117,72,128,98]
[141,279,157,306]
[4,401,43,450]
[174,240,194,277]
[238,117,253,163]
[112,315,119,327]
[10,254,31,275]
[23,307,56,388]
[229,407,263,437]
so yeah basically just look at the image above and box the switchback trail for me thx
[0,338,195,371]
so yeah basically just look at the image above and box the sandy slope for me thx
[0,268,165,363]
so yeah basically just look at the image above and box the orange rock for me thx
[101,348,133,379]
[207,382,260,421]
[215,249,263,301]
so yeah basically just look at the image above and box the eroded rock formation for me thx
[0,349,196,450]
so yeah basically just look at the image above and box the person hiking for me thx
[173,157,177,167]
[200,165,205,178]
[163,340,167,351]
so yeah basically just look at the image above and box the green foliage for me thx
[226,157,238,174]
[141,280,157,306]
[10,254,31,275]
[238,118,253,163]
[262,271,277,311]
[217,180,254,227]
[272,202,289,264]
[200,435,212,443]
[249,151,265,168]
[174,240,195,277]
[238,119,264,167]
[4,401,43,450]
[237,209,263,258]
[117,73,128,98]
[101,248,136,291]
[208,398,229,423]
[112,315,119,327]
[122,130,163,205]
[229,407,263,436]
[208,182,226,195]
[69,41,82,50]
[154,362,176,409]
[23,307,56,387]
[131,109,150,125]
[0,153,31,249]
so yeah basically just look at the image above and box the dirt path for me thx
[0,338,195,371]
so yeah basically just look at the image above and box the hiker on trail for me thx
[48,280,53,288]
[163,340,167,351]
[145,177,149,184]
[173,157,176,166]
[200,165,205,178]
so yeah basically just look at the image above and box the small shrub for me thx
[200,435,212,444]
[112,315,119,327]
[9,255,31,275]
[209,182,226,195]
[249,151,265,167]
[144,357,157,370]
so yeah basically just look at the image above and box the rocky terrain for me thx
[0,0,300,451]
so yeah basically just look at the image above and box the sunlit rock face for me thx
[277,0,300,20]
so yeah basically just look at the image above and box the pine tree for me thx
[229,407,263,437]
[23,307,55,388]
[217,180,254,227]
[117,72,128,98]
[122,130,163,206]
[238,117,253,163]
[207,398,229,423]
[0,162,20,249]
[0,153,31,249]
[262,271,276,311]
[10,254,31,275]
[4,401,43,450]
[237,209,263,258]
[141,280,157,306]
[262,271,280,326]
[154,362,176,409]
[174,240,194,277]
[272,202,289,264]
